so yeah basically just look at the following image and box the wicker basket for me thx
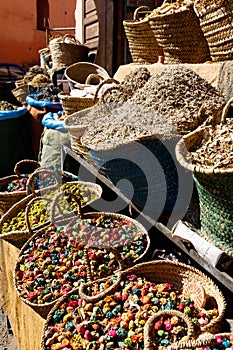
[12,84,30,105]
[175,98,233,258]
[49,34,89,70]
[58,91,98,118]
[0,159,40,216]
[0,168,62,247]
[194,0,233,62]
[123,6,163,64]
[14,193,150,317]
[40,260,226,349]
[149,3,210,64]
[64,62,110,89]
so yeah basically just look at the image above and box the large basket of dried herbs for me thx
[40,260,226,350]
[148,1,210,64]
[194,0,233,62]
[175,97,233,258]
[123,6,163,64]
[76,66,225,218]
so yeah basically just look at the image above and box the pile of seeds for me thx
[188,119,233,169]
[100,67,151,104]
[0,101,15,111]
[80,102,178,151]
[130,66,226,134]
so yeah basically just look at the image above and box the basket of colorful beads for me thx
[168,332,233,349]
[40,259,226,350]
[0,159,40,216]
[14,191,150,317]
[0,167,102,247]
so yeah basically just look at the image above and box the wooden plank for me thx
[85,22,99,39]
[85,0,96,14]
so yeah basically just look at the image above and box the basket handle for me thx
[83,244,125,282]
[134,6,150,20]
[50,190,84,224]
[63,34,82,46]
[85,73,105,85]
[220,96,233,124]
[26,167,62,195]
[25,196,54,235]
[93,78,120,104]
[14,159,40,178]
[144,310,195,350]
[79,270,123,303]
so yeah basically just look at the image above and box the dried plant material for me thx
[149,0,194,17]
[130,66,226,134]
[189,119,233,169]
[194,0,226,12]
[101,67,151,104]
[80,102,178,151]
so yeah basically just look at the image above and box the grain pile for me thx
[130,66,226,134]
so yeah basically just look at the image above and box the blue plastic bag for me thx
[0,106,27,120]
[42,111,66,132]
[26,94,62,110]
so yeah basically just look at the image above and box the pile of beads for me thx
[201,334,233,350]
[15,216,148,305]
[42,274,219,350]
[6,173,57,192]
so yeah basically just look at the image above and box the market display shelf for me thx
[61,145,233,293]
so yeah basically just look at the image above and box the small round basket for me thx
[65,62,110,89]
[0,159,40,216]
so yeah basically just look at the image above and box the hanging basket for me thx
[194,0,233,62]
[149,3,210,64]
[49,34,89,70]
[175,98,233,258]
[0,159,40,216]
[40,260,226,350]
[123,6,163,64]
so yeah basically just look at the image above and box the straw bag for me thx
[49,35,89,70]
[175,98,233,258]
[123,6,163,64]
[40,260,226,349]
[14,192,150,317]
[65,62,110,89]
[194,0,233,62]
[0,159,40,216]
[148,2,210,64]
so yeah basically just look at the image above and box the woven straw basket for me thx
[194,0,233,62]
[175,98,233,258]
[12,84,30,105]
[0,159,40,216]
[40,260,226,349]
[58,91,98,118]
[0,168,63,247]
[14,192,149,317]
[49,34,89,70]
[149,3,210,64]
[65,62,110,90]
[123,6,163,64]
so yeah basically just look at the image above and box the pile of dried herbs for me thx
[130,66,226,134]
[189,119,233,169]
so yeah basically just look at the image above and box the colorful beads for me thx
[15,216,148,305]
[42,274,219,350]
